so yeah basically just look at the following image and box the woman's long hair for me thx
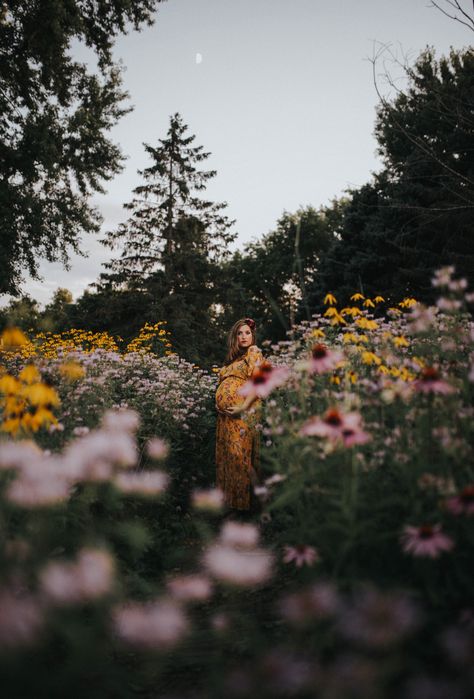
[224,318,256,365]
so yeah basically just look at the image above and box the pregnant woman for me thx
[215,318,264,511]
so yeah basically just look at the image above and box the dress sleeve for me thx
[245,345,263,378]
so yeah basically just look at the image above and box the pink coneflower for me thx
[239,361,289,399]
[299,409,370,448]
[412,367,455,395]
[400,524,454,558]
[305,343,343,374]
[282,544,320,568]
[445,485,474,517]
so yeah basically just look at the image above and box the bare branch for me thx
[429,1,474,32]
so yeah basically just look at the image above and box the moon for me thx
[195,53,202,64]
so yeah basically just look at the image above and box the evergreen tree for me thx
[96,114,237,364]
[0,0,164,296]
[101,113,236,288]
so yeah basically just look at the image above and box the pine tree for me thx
[101,113,236,289]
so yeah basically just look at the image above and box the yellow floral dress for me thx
[215,345,264,510]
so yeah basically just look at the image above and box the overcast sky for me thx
[5,0,471,307]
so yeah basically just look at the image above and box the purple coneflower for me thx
[239,361,289,399]
[445,485,474,517]
[412,367,455,395]
[400,524,454,558]
[282,544,319,568]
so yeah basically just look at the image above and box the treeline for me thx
[1,0,473,367]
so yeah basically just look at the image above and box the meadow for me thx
[0,266,473,699]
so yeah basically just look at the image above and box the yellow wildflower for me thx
[343,332,358,344]
[18,365,41,385]
[0,375,22,395]
[311,328,325,338]
[330,312,346,326]
[374,295,385,303]
[58,361,85,382]
[0,327,29,350]
[362,351,382,366]
[324,293,337,306]
[399,297,418,308]
[350,293,365,301]
[323,307,338,318]
[393,336,409,348]
[363,298,375,308]
[356,318,379,331]
[23,384,60,407]
[377,365,390,375]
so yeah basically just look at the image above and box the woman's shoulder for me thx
[246,344,263,356]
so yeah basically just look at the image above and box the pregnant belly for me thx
[216,378,245,411]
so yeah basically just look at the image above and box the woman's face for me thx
[237,324,253,349]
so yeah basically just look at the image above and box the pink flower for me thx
[220,521,260,548]
[147,437,169,460]
[400,524,455,558]
[114,470,169,496]
[6,458,71,508]
[337,587,420,648]
[0,588,44,649]
[299,408,370,448]
[282,545,320,568]
[304,343,343,374]
[39,548,115,605]
[278,582,340,624]
[166,574,213,602]
[112,598,189,649]
[102,408,140,433]
[239,361,289,399]
[445,485,474,517]
[412,367,455,395]
[191,487,225,512]
[202,544,274,586]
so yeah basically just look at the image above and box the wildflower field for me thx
[0,267,473,699]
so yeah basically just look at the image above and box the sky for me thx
[5,0,471,307]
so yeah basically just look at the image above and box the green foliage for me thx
[0,0,165,295]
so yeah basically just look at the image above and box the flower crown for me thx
[244,317,256,330]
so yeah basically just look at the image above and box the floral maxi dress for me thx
[215,345,264,510]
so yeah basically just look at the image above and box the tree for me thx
[219,205,341,342]
[0,0,164,296]
[101,112,236,287]
[314,47,474,303]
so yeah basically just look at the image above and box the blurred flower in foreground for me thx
[102,408,140,433]
[282,544,319,568]
[0,588,44,649]
[336,587,420,648]
[445,485,474,517]
[239,361,289,399]
[296,343,343,374]
[166,574,213,602]
[203,521,274,586]
[191,487,224,512]
[412,367,455,395]
[112,598,189,649]
[39,548,115,605]
[114,470,169,497]
[278,582,340,625]
[400,524,454,558]
[147,436,170,460]
[299,408,370,448]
